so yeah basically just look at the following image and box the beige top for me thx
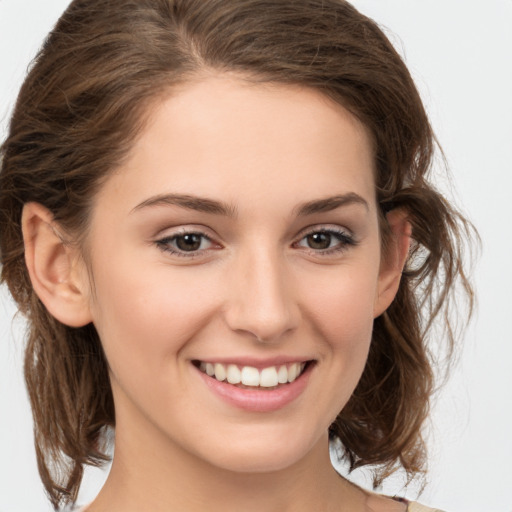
[408,502,445,512]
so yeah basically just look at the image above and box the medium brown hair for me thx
[0,0,474,508]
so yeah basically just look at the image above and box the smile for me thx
[195,361,309,389]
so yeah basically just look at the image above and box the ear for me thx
[373,209,412,318]
[22,202,93,327]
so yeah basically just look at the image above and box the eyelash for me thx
[156,230,217,258]
[155,226,357,258]
[293,227,357,256]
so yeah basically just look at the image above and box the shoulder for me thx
[365,492,446,512]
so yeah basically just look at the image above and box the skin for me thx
[22,75,409,511]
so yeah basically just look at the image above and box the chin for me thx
[194,425,327,475]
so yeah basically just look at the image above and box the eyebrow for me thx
[131,193,238,217]
[131,192,369,217]
[294,193,369,216]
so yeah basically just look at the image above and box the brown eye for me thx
[295,228,356,255]
[306,232,332,250]
[156,231,214,256]
[175,234,203,251]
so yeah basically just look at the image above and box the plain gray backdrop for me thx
[1,1,511,511]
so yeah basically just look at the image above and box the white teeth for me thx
[199,361,308,388]
[241,366,260,386]
[214,363,226,381]
[260,367,279,387]
[277,365,288,384]
[287,363,299,383]
[226,364,241,384]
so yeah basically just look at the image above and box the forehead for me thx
[95,75,376,216]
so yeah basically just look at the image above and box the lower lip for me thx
[195,364,313,412]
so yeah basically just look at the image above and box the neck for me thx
[88,422,365,512]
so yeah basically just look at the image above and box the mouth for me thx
[193,360,312,390]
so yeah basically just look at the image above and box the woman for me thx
[0,1,473,511]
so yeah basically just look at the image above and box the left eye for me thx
[157,233,213,254]
[296,229,353,251]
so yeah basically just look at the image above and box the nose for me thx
[223,245,300,343]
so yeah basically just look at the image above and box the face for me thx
[82,76,395,473]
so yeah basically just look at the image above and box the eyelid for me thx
[153,223,357,260]
[292,224,357,255]
[294,223,356,242]
[154,226,222,258]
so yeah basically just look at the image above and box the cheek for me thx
[298,261,379,411]
[88,256,218,376]
[320,293,374,390]
[302,265,378,347]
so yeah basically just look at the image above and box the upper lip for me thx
[192,356,314,370]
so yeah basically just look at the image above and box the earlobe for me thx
[22,202,92,327]
[373,209,412,318]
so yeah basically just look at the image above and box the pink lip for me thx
[194,362,313,413]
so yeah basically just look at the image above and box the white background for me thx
[0,1,511,511]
